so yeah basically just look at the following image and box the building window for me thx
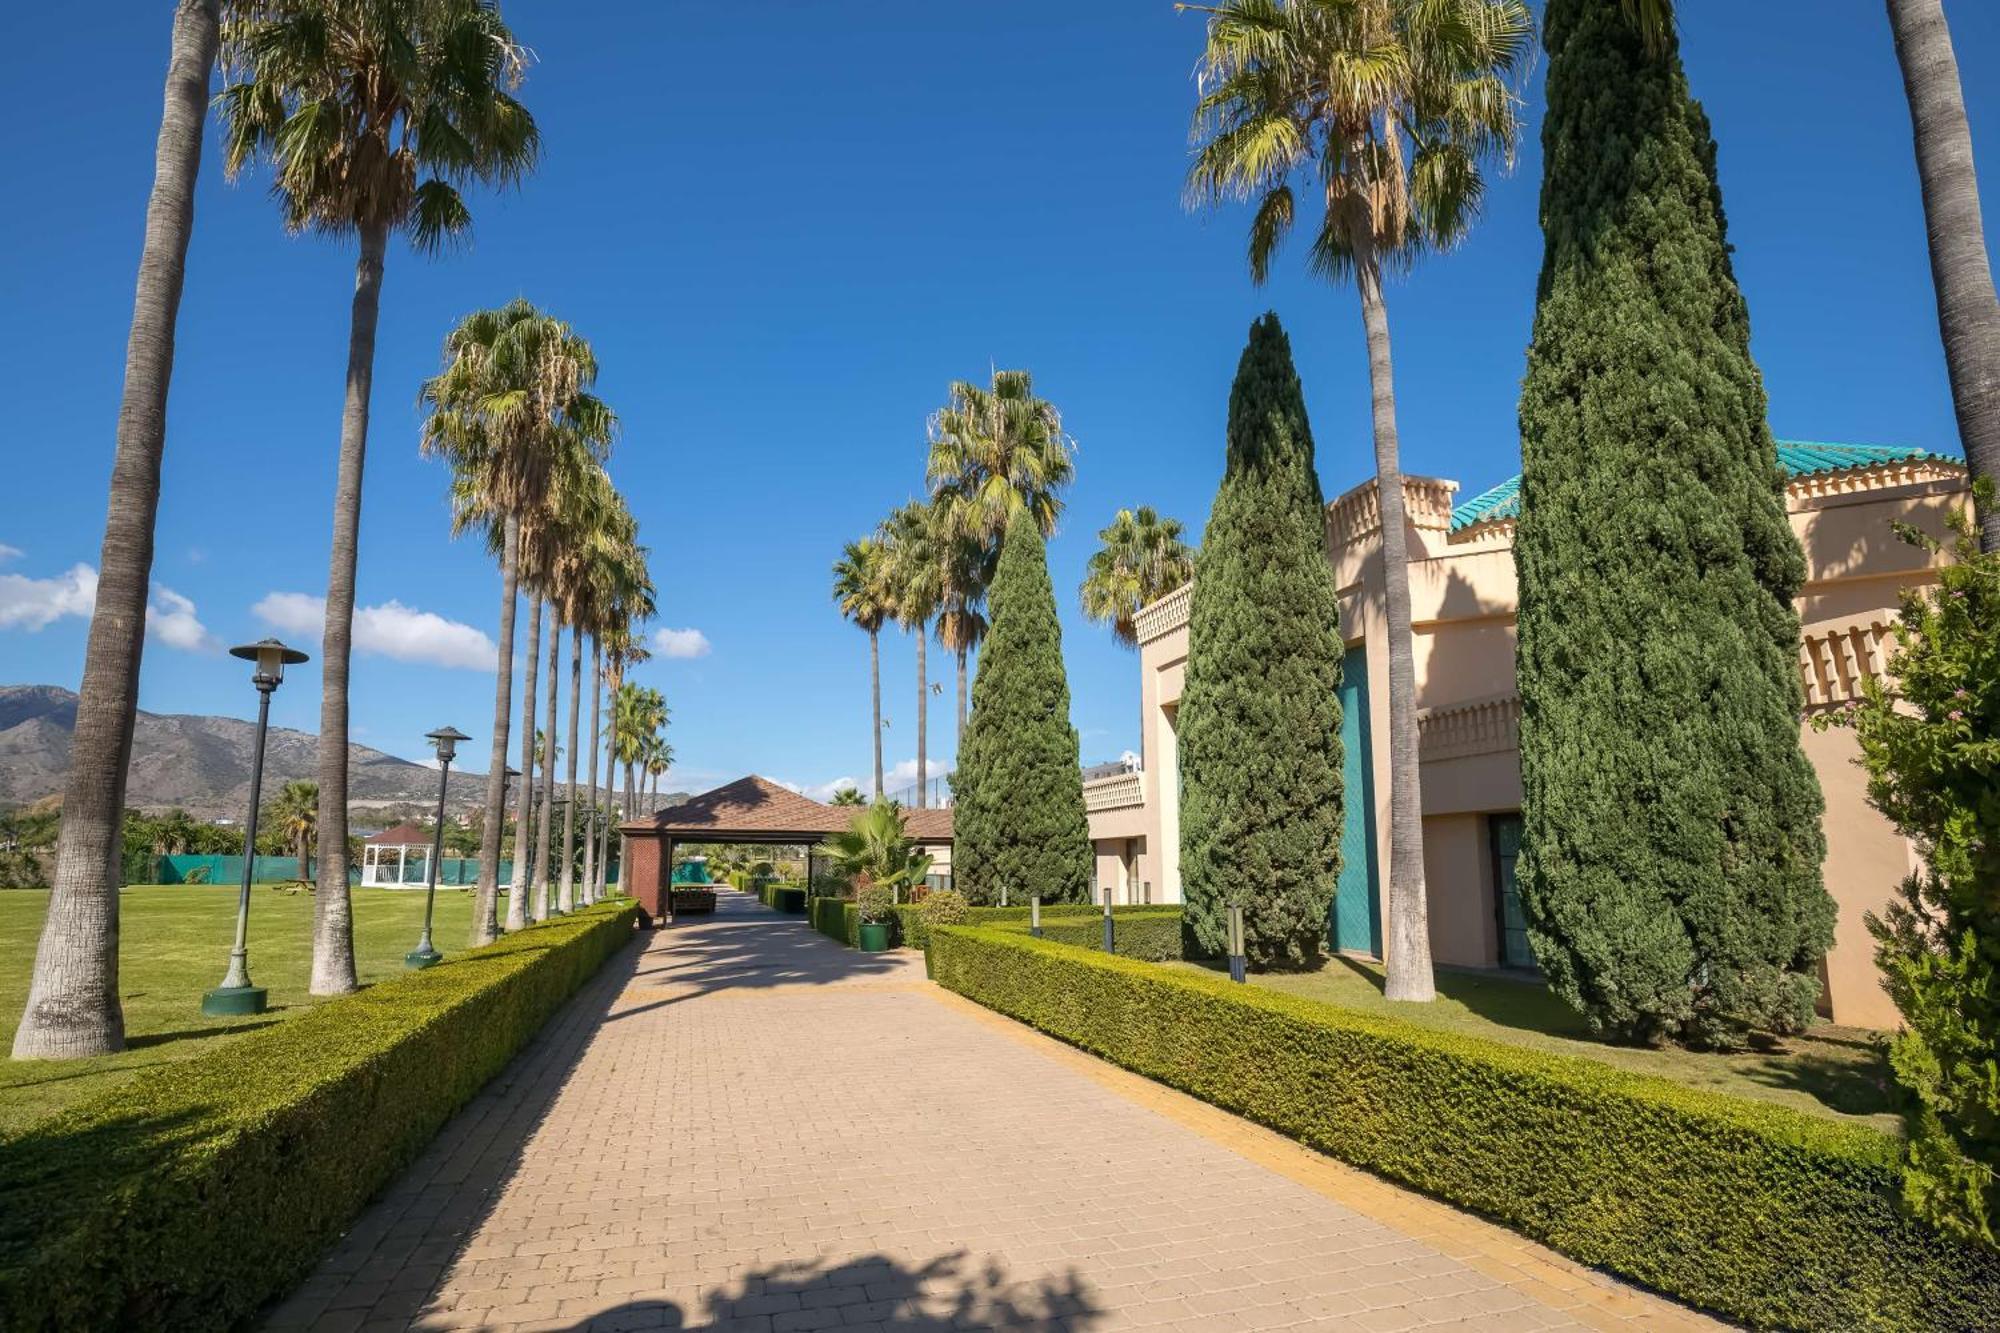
[1489,813,1535,969]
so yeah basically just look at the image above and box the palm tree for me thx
[597,630,650,897]
[830,787,867,807]
[1886,0,1999,552]
[509,595,544,930]
[926,370,1076,545]
[832,537,894,798]
[420,300,614,945]
[1080,506,1196,647]
[882,502,946,807]
[219,0,539,992]
[822,801,933,896]
[533,602,561,920]
[1185,0,1532,1002]
[14,0,222,1061]
[932,508,993,739]
[269,779,319,875]
[586,546,652,903]
[644,732,673,814]
[551,469,629,913]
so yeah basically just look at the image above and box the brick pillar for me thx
[625,833,664,925]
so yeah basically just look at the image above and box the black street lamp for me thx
[202,637,308,1017]
[407,725,469,969]
[547,793,571,917]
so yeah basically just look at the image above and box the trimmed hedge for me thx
[0,901,641,1331]
[750,882,806,914]
[929,926,2000,1331]
[897,903,1186,953]
[811,894,863,947]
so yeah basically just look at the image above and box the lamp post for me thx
[547,794,570,916]
[202,637,308,1016]
[407,725,468,969]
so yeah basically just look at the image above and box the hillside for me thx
[1,684,496,818]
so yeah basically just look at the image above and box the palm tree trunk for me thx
[915,624,928,808]
[870,627,884,799]
[561,625,582,912]
[472,514,519,946]
[1357,251,1435,1003]
[581,639,601,906]
[599,678,619,897]
[507,596,542,932]
[309,216,391,996]
[532,620,558,919]
[1888,0,2000,551]
[14,0,219,1060]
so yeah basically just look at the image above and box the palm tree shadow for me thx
[560,1249,1102,1331]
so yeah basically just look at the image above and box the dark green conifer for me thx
[1514,0,1833,1046]
[1178,314,1344,967]
[952,508,1092,905]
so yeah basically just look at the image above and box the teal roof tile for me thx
[1446,440,1964,534]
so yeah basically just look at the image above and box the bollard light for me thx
[1227,903,1247,984]
[1030,894,1042,938]
[202,638,308,1016]
[1102,884,1115,954]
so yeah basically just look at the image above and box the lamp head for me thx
[230,637,308,688]
[425,725,470,764]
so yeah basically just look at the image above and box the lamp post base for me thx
[201,985,268,1016]
[405,947,444,969]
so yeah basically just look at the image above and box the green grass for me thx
[0,884,520,1136]
[1168,954,1900,1131]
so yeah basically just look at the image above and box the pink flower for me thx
[1948,711,1966,722]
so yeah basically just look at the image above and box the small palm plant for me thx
[823,801,933,899]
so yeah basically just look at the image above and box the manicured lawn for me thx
[1170,954,1900,1131]
[0,884,513,1135]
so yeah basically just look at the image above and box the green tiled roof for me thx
[1447,441,1964,534]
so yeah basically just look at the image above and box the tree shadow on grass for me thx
[553,1249,1102,1331]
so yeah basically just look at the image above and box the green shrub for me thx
[771,887,806,914]
[1018,909,1186,962]
[929,926,2000,1331]
[895,902,1179,952]
[855,884,896,925]
[919,889,969,929]
[0,902,640,1331]
[811,895,860,947]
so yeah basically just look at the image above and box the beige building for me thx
[1084,441,1970,1029]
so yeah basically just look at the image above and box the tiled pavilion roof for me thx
[621,775,953,842]
[1448,440,1965,534]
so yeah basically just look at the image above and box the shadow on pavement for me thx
[556,1248,1102,1331]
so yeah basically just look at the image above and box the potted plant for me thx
[855,884,896,952]
[822,801,932,951]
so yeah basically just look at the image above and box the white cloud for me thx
[146,584,217,653]
[0,543,23,564]
[0,563,214,654]
[802,776,862,802]
[255,592,496,670]
[0,563,97,630]
[651,626,712,660]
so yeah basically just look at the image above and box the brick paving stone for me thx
[271,894,1719,1331]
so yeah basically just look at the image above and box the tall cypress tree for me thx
[1179,314,1344,967]
[1514,0,1834,1047]
[952,507,1092,905]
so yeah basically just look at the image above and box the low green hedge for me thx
[811,895,867,946]
[896,902,1185,953]
[0,901,640,1331]
[929,926,2000,1331]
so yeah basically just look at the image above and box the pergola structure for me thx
[618,775,953,923]
[361,821,433,888]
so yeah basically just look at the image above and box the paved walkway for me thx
[267,894,1721,1333]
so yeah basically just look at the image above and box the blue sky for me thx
[2,2,1996,799]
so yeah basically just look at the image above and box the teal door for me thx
[1490,813,1535,968]
[1333,646,1381,955]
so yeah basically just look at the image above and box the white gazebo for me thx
[361,821,433,888]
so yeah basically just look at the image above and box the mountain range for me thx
[4,684,509,818]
